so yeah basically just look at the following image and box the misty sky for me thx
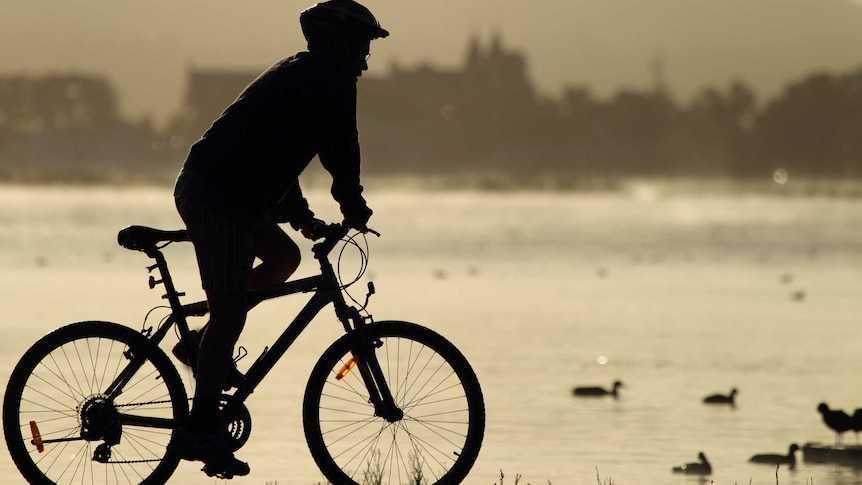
[3,0,862,125]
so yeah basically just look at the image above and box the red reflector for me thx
[336,356,357,381]
[30,421,44,453]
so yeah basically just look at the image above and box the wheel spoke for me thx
[305,322,484,485]
[4,322,188,485]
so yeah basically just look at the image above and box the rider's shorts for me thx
[174,171,292,294]
[176,195,256,294]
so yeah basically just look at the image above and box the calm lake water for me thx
[2,183,862,485]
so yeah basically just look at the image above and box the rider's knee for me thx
[259,239,300,282]
[264,251,300,282]
[255,229,301,284]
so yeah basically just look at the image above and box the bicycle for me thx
[3,222,485,485]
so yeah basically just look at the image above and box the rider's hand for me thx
[297,218,327,241]
[344,206,372,232]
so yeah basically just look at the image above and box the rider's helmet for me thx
[300,0,389,50]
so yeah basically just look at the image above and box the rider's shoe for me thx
[172,329,245,390]
[173,426,250,479]
[202,459,250,480]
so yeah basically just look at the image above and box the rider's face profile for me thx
[350,39,372,79]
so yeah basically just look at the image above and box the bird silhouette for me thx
[818,402,852,445]
[703,388,737,406]
[672,452,712,475]
[749,443,799,468]
[851,408,862,444]
[572,380,623,398]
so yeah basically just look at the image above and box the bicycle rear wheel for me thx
[3,321,188,485]
[303,320,485,485]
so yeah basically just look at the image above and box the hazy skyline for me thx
[4,0,862,125]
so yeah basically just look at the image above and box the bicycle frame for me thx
[110,223,401,431]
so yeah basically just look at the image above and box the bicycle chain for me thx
[107,457,162,464]
[99,398,193,465]
[113,398,191,408]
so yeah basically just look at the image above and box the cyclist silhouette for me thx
[171,0,388,478]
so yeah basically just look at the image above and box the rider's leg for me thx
[189,290,247,429]
[177,298,250,478]
[174,192,252,475]
[249,220,300,290]
[189,223,298,342]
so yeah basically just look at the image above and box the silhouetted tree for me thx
[667,81,758,177]
[754,70,862,177]
[592,89,676,175]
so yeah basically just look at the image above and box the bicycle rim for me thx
[303,321,485,485]
[3,321,188,485]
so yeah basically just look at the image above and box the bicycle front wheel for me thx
[3,321,189,485]
[303,320,485,485]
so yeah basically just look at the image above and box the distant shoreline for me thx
[4,172,862,199]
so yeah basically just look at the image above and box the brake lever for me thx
[346,223,381,238]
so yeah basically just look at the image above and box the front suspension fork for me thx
[340,307,403,422]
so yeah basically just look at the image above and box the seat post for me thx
[147,249,186,311]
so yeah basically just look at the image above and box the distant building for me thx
[0,74,166,182]
[166,68,256,147]
[165,33,542,171]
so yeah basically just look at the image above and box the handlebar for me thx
[311,222,379,258]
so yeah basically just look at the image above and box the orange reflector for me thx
[335,355,357,381]
[29,421,44,453]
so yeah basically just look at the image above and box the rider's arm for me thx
[314,75,372,228]
[269,182,315,227]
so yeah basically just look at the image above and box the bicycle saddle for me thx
[118,225,189,252]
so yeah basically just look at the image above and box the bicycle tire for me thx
[3,321,189,485]
[303,320,485,485]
